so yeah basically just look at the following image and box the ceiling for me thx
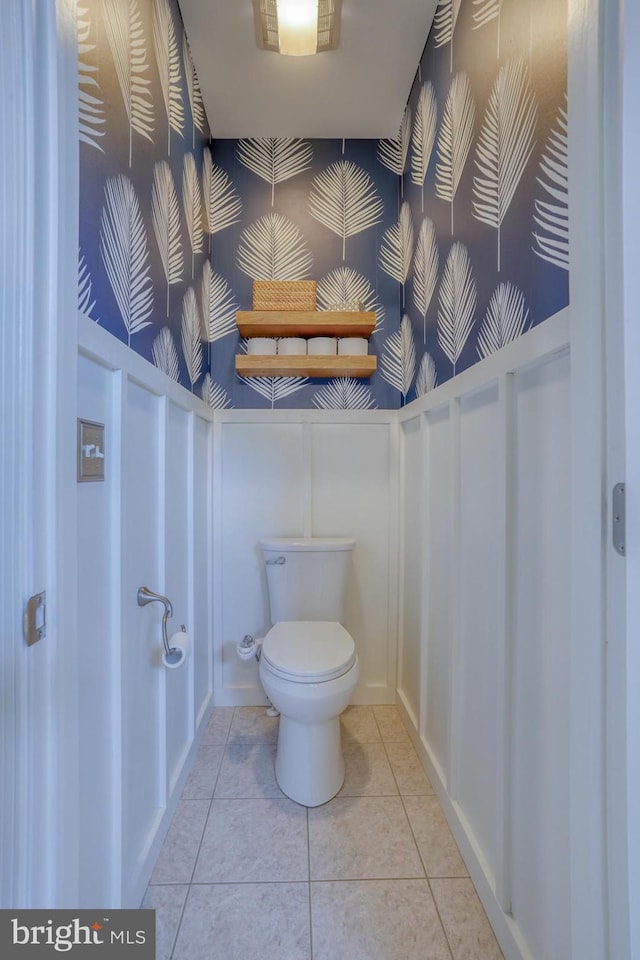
[178,0,438,139]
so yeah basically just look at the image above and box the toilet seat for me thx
[262,621,356,683]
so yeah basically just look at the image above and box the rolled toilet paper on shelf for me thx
[308,337,337,355]
[247,337,277,355]
[338,337,368,356]
[277,337,307,356]
[162,631,191,669]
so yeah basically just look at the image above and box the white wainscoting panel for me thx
[217,421,306,698]
[398,416,423,721]
[121,381,163,903]
[509,352,571,960]
[456,384,502,884]
[77,318,214,907]
[163,401,192,796]
[311,422,397,696]
[214,412,398,705]
[193,413,213,728]
[423,403,454,783]
[396,311,572,960]
[77,356,118,906]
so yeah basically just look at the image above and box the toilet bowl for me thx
[259,620,359,807]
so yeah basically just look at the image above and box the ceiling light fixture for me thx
[252,0,342,57]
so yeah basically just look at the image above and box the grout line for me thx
[397,786,455,960]
[307,807,314,960]
[425,876,456,960]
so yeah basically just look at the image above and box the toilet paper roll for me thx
[247,337,277,355]
[308,337,337,355]
[338,337,368,356]
[277,337,307,356]
[162,631,191,669]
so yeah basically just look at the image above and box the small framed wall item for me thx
[77,418,105,482]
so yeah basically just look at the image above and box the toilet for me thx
[258,536,359,807]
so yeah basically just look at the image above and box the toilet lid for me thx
[262,621,356,683]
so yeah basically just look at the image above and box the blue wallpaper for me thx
[400,0,568,398]
[78,0,568,409]
[211,139,400,409]
[78,0,213,395]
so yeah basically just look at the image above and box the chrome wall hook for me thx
[137,586,173,618]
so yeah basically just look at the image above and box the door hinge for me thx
[612,483,626,557]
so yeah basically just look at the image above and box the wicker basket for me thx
[253,280,317,311]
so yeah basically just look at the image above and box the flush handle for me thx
[265,556,286,565]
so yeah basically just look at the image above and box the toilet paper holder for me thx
[137,586,187,666]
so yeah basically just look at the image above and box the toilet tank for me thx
[261,537,355,624]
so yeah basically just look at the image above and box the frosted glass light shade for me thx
[278,0,318,56]
[252,0,341,56]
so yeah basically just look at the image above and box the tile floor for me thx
[143,705,503,960]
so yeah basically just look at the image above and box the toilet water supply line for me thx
[137,586,189,667]
[237,635,278,716]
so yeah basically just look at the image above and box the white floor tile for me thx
[193,798,308,883]
[173,883,311,960]
[309,796,424,880]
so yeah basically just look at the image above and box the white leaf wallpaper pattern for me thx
[378,106,412,180]
[180,285,203,389]
[415,351,438,396]
[201,260,237,345]
[201,372,233,409]
[203,149,243,235]
[380,314,417,401]
[400,0,568,399]
[434,0,463,71]
[78,3,105,152]
[316,267,385,333]
[435,71,475,234]
[79,0,568,407]
[413,217,439,343]
[78,249,98,320]
[152,325,180,381]
[102,0,154,166]
[81,0,210,395]
[152,0,184,152]
[151,159,183,315]
[532,95,569,271]
[379,201,415,303]
[476,280,529,359]
[237,212,313,282]
[437,240,477,374]
[410,82,438,209]
[182,151,204,274]
[183,32,205,145]
[308,160,384,261]
[472,58,537,270]
[313,378,377,410]
[100,173,154,344]
[237,138,314,206]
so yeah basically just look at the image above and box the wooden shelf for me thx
[236,310,376,338]
[236,354,377,379]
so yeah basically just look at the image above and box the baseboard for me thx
[213,683,396,707]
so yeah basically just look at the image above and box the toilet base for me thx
[275,714,345,807]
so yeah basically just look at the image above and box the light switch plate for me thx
[77,418,105,482]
